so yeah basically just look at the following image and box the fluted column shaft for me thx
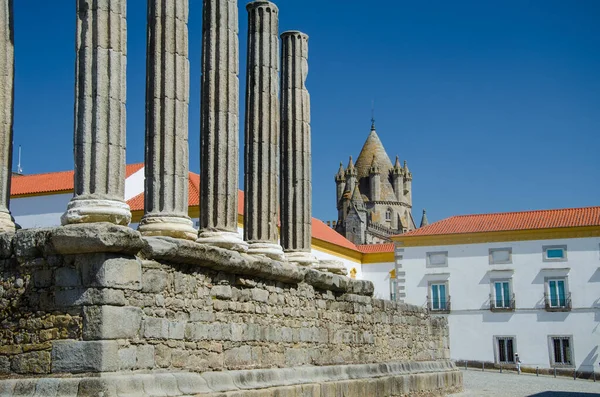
[244,1,283,260]
[62,0,131,225]
[139,0,196,240]
[280,31,315,265]
[0,0,15,232]
[197,0,247,251]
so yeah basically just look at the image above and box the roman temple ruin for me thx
[0,0,461,395]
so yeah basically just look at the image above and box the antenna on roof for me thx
[370,100,376,131]
[17,145,22,174]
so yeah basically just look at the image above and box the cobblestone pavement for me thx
[450,369,600,396]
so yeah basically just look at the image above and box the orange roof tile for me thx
[399,206,600,237]
[311,218,359,251]
[11,163,144,196]
[357,243,395,253]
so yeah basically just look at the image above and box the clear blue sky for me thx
[12,0,600,224]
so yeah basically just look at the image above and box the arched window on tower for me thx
[385,208,392,221]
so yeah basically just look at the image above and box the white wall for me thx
[361,262,395,300]
[400,237,600,371]
[11,193,72,228]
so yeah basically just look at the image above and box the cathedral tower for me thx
[334,121,416,244]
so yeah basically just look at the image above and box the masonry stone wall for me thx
[0,224,450,380]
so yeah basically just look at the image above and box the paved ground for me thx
[450,369,600,396]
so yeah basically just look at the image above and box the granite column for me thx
[243,1,284,260]
[280,31,316,265]
[197,0,247,251]
[0,0,15,233]
[138,0,196,240]
[62,0,131,226]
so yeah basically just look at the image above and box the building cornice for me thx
[392,226,600,247]
[11,190,73,198]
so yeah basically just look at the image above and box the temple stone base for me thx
[314,259,349,276]
[0,211,15,233]
[285,250,318,267]
[247,241,286,261]
[0,225,460,397]
[0,361,461,397]
[138,214,197,240]
[61,198,132,226]
[197,230,248,252]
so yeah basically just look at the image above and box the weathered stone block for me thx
[169,321,186,340]
[211,285,232,299]
[51,223,144,255]
[118,347,136,370]
[13,228,53,259]
[78,254,142,290]
[0,356,10,374]
[55,267,81,287]
[32,269,53,288]
[0,233,14,259]
[54,287,127,307]
[136,345,155,369]
[143,317,169,339]
[224,346,252,368]
[83,306,142,340]
[52,340,119,373]
[142,269,168,293]
[251,288,269,303]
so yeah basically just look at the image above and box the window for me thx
[549,336,573,366]
[491,280,513,310]
[543,245,567,261]
[385,209,392,221]
[545,278,570,310]
[489,248,512,264]
[429,282,450,312]
[426,251,448,267]
[495,337,516,363]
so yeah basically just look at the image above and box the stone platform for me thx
[0,361,461,396]
[0,224,462,396]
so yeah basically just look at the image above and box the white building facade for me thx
[392,207,600,375]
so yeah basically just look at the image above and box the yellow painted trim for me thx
[11,190,73,199]
[392,226,600,247]
[311,239,362,263]
[361,252,395,264]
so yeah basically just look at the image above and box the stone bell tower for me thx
[334,120,416,245]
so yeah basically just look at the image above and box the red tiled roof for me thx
[357,243,394,253]
[11,163,144,196]
[312,218,359,251]
[399,206,600,237]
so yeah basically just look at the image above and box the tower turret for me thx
[420,209,429,228]
[403,160,412,205]
[369,155,381,201]
[392,155,404,202]
[335,162,346,207]
[345,156,357,195]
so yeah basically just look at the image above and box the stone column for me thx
[0,0,15,233]
[196,0,248,251]
[280,31,316,265]
[62,0,131,226]
[243,1,284,260]
[138,0,196,240]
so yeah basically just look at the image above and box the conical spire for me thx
[420,209,429,228]
[351,185,363,203]
[335,161,345,182]
[392,155,403,175]
[369,155,380,174]
[346,156,357,176]
[403,160,412,180]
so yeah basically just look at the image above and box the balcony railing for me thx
[489,293,516,312]
[544,292,572,312]
[427,296,451,314]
